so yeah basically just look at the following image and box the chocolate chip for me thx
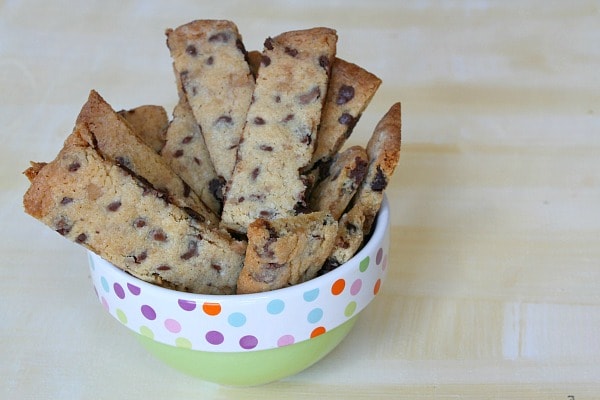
[298,86,321,105]
[211,264,222,272]
[274,95,281,103]
[259,210,273,218]
[193,157,201,166]
[208,32,230,43]
[67,162,80,172]
[216,115,233,125]
[107,201,121,212]
[282,114,294,123]
[300,133,312,145]
[370,166,388,191]
[237,196,245,203]
[254,117,265,125]
[338,113,355,126]
[264,37,274,50]
[284,46,298,57]
[319,55,330,70]
[60,197,73,205]
[75,233,87,243]
[173,149,184,158]
[235,38,247,55]
[151,229,167,242]
[206,56,214,65]
[180,240,198,260]
[134,251,147,264]
[182,136,193,144]
[259,144,273,151]
[182,207,206,223]
[261,55,271,66]
[55,216,72,236]
[336,85,355,105]
[249,193,265,201]
[350,158,368,186]
[251,167,260,181]
[133,218,146,228]
[185,44,197,56]
[156,265,171,271]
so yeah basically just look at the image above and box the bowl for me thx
[87,197,390,386]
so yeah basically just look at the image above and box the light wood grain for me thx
[2,1,599,398]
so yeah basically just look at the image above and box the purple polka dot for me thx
[376,248,383,265]
[178,299,196,311]
[239,335,258,350]
[206,331,224,345]
[277,335,295,347]
[127,283,141,295]
[164,318,181,333]
[113,282,125,299]
[141,305,156,320]
[101,296,109,312]
[350,279,362,296]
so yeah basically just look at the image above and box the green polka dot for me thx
[344,301,357,317]
[139,325,154,339]
[359,256,370,272]
[175,337,192,349]
[116,308,128,324]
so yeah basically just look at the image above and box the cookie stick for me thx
[118,105,168,153]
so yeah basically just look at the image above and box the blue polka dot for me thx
[100,276,109,293]
[307,308,323,324]
[303,288,320,302]
[228,312,247,327]
[267,299,285,315]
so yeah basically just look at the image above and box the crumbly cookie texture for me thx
[77,90,219,226]
[221,27,338,234]
[161,68,223,215]
[118,105,168,153]
[236,211,338,294]
[166,19,255,182]
[309,145,368,220]
[323,102,401,269]
[23,128,246,294]
[308,58,381,170]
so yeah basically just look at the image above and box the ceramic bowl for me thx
[87,197,390,386]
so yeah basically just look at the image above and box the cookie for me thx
[308,58,381,170]
[309,145,368,220]
[117,105,168,153]
[23,128,246,295]
[321,206,366,272]
[236,211,338,294]
[77,90,219,226]
[166,19,255,182]
[161,67,223,215]
[221,27,338,234]
[246,50,262,79]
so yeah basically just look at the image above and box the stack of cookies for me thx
[22,20,401,295]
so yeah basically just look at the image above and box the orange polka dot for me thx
[373,279,381,295]
[331,278,345,295]
[202,302,221,316]
[310,326,326,338]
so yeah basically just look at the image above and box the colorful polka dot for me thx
[359,256,370,272]
[127,283,141,295]
[239,335,258,350]
[374,278,382,295]
[206,330,224,345]
[310,326,326,338]
[267,299,285,315]
[382,254,388,271]
[307,308,323,324]
[303,288,320,302]
[139,326,154,339]
[101,296,109,312]
[141,304,156,320]
[277,335,295,347]
[344,301,357,317]
[178,299,196,311]
[175,337,192,349]
[164,318,181,333]
[331,278,345,295]
[350,279,362,296]
[202,302,221,316]
[116,308,128,324]
[376,248,383,265]
[113,282,125,299]
[228,312,246,327]
[100,276,109,293]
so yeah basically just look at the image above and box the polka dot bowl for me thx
[88,197,389,386]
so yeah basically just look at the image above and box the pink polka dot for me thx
[164,318,181,333]
[382,254,388,271]
[101,296,109,312]
[350,279,362,296]
[277,335,295,347]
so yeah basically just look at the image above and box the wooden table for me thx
[2,1,599,398]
